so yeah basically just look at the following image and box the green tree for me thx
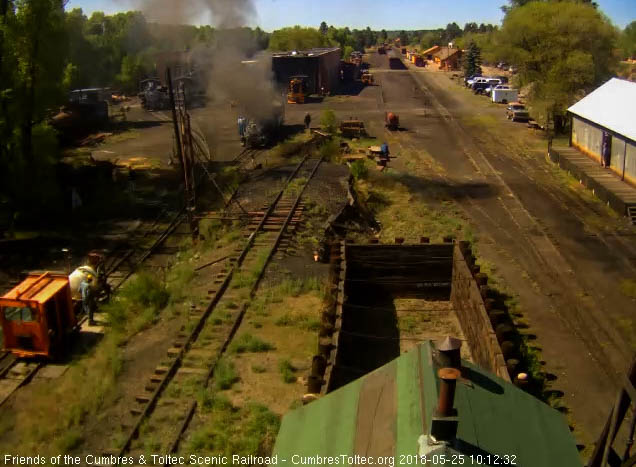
[398,30,408,46]
[343,45,354,60]
[269,26,330,51]
[443,22,462,43]
[463,41,482,77]
[619,21,636,59]
[320,109,337,134]
[319,21,328,35]
[497,1,618,126]
[420,31,441,50]
[379,29,387,42]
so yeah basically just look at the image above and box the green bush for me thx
[350,160,368,180]
[230,334,275,354]
[279,360,297,384]
[121,271,169,309]
[215,358,240,390]
[320,109,338,134]
[319,139,340,161]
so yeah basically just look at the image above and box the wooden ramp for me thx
[551,145,636,223]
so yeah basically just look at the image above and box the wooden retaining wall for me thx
[451,244,510,382]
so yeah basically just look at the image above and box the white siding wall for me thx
[572,117,602,161]
[626,141,636,185]
[610,136,625,173]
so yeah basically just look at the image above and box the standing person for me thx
[80,274,96,325]
[304,113,311,131]
[238,116,246,146]
[380,142,390,160]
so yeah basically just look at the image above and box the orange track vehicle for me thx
[0,272,78,358]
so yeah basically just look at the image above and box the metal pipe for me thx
[437,367,461,416]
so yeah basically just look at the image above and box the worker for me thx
[238,116,246,146]
[381,142,390,160]
[80,274,96,325]
[304,113,311,130]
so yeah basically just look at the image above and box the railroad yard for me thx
[1,13,636,466]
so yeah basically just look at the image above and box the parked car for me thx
[473,78,501,94]
[465,75,481,87]
[506,102,530,122]
[496,75,509,84]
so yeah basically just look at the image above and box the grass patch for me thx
[278,360,297,384]
[184,402,280,456]
[619,279,636,299]
[230,334,275,354]
[251,364,267,373]
[319,138,340,162]
[284,177,308,197]
[353,173,471,242]
[215,358,240,390]
[104,271,170,335]
[398,315,417,332]
[275,312,320,331]
[232,248,272,291]
[350,160,368,180]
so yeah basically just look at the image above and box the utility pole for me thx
[167,67,198,241]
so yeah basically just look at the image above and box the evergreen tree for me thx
[463,40,482,78]
[319,21,328,35]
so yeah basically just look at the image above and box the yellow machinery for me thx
[287,75,309,104]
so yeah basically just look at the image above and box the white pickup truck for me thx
[491,85,518,104]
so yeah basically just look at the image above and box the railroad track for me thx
[103,208,187,293]
[107,153,324,462]
[233,147,263,171]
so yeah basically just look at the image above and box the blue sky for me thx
[67,0,636,30]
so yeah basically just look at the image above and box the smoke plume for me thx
[136,0,255,28]
[137,0,281,124]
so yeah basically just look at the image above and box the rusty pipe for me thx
[437,367,461,416]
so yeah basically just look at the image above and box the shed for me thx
[567,78,636,186]
[272,47,341,95]
[273,341,582,467]
[433,47,462,71]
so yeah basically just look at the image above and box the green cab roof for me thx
[273,342,582,466]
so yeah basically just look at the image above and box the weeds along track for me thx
[108,153,324,461]
[103,208,187,293]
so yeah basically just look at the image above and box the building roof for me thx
[434,47,462,60]
[273,342,581,466]
[272,47,341,58]
[421,45,441,55]
[568,78,636,142]
[2,273,69,305]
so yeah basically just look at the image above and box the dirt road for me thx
[355,50,636,450]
